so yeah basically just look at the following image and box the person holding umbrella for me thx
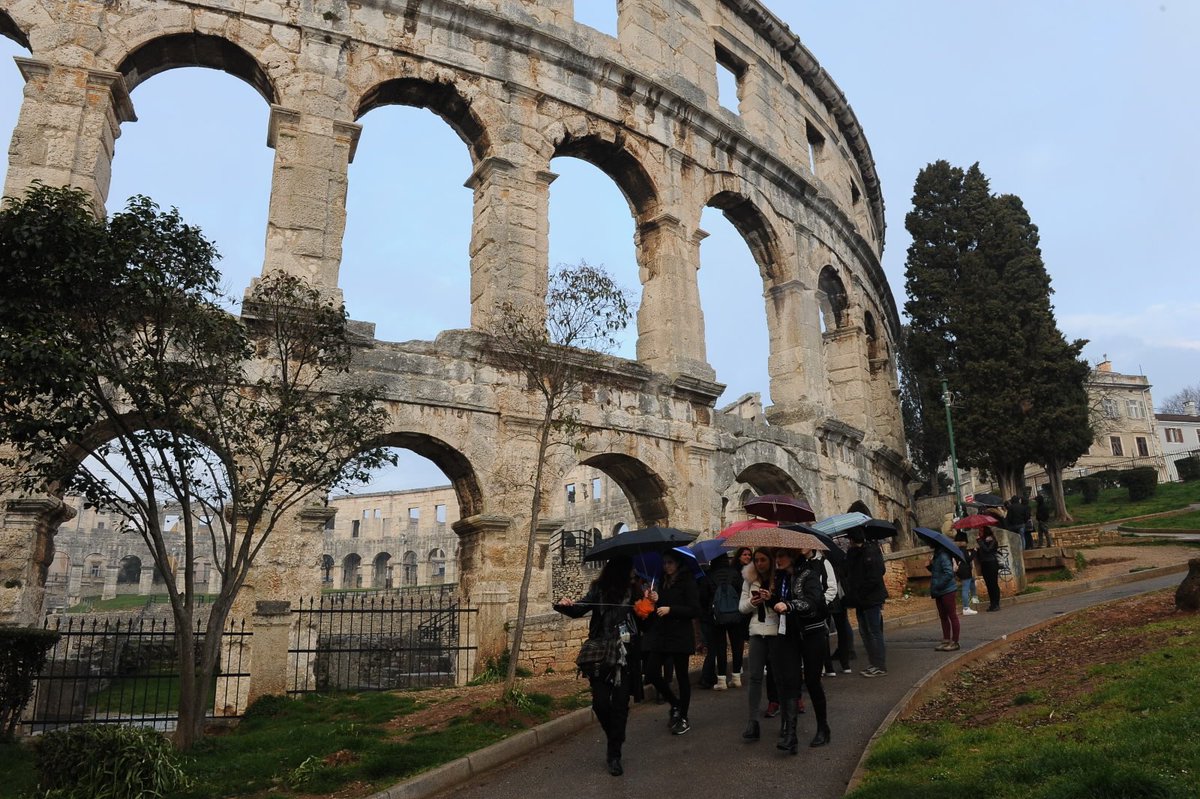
[553,556,644,776]
[770,547,831,752]
[977,526,1002,611]
[642,549,700,735]
[927,540,961,651]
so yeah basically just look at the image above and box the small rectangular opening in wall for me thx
[850,182,862,205]
[714,44,745,115]
[574,2,618,37]
[805,120,825,175]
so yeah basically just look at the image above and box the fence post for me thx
[247,600,293,707]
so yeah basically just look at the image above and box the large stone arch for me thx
[578,452,669,528]
[114,32,278,104]
[735,462,808,499]
[363,431,484,521]
[0,9,30,49]
[705,189,784,283]
[355,77,491,164]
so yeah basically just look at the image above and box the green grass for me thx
[0,739,38,797]
[1127,510,1200,530]
[847,606,1200,799]
[1055,481,1200,528]
[1030,567,1074,584]
[66,594,218,613]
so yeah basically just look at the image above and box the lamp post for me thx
[942,378,964,516]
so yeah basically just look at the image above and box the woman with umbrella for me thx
[737,547,778,741]
[553,556,644,776]
[977,525,1002,611]
[770,547,832,753]
[642,549,700,736]
[927,540,961,651]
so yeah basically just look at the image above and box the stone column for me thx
[634,214,715,380]
[0,496,75,626]
[244,600,293,708]
[451,514,513,607]
[464,155,553,329]
[764,278,827,427]
[138,564,155,595]
[101,565,118,601]
[824,322,871,431]
[233,501,332,621]
[259,106,360,298]
[4,58,135,213]
[474,582,511,675]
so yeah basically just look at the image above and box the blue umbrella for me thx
[634,546,703,583]
[690,538,729,565]
[812,513,871,535]
[914,527,964,562]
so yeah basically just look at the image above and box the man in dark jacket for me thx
[841,529,888,677]
[1034,494,1053,549]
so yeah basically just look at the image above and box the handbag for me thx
[575,635,623,679]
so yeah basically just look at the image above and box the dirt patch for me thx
[905,590,1184,728]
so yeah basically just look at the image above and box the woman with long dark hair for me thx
[977,526,1002,612]
[642,549,700,736]
[554,556,643,776]
[738,547,778,741]
[770,548,831,753]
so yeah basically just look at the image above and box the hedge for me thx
[0,626,60,738]
[1176,456,1200,482]
[1118,466,1159,501]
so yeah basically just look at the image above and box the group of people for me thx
[990,494,1055,550]
[553,527,890,777]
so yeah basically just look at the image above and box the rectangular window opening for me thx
[591,477,602,501]
[805,120,825,176]
[573,2,618,37]
[1110,436,1124,457]
[351,520,360,538]
[1136,437,1149,457]
[435,504,447,524]
[566,483,577,504]
[714,44,745,115]
[850,182,862,205]
[408,507,420,525]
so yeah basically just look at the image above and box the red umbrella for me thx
[716,519,779,540]
[743,494,816,523]
[952,513,999,530]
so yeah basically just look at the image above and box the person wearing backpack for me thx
[700,553,744,690]
[955,532,978,615]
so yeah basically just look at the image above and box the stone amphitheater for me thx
[0,0,911,664]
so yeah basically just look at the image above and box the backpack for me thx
[712,580,743,625]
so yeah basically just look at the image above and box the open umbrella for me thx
[914,527,964,562]
[716,518,779,540]
[782,524,845,565]
[952,514,999,531]
[584,526,697,562]
[743,494,817,523]
[634,546,703,582]
[723,525,828,552]
[689,538,730,564]
[967,492,1005,508]
[812,513,897,541]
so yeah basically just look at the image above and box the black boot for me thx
[810,724,831,748]
[606,742,623,776]
[782,718,799,755]
[776,715,790,746]
[742,720,760,741]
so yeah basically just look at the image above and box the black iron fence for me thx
[22,616,250,734]
[551,529,600,567]
[289,593,475,694]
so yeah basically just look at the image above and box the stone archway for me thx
[116,32,277,102]
[579,452,669,528]
[736,463,808,499]
[356,77,490,164]
[0,10,30,49]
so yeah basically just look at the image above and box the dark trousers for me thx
[981,561,1001,608]
[798,628,828,730]
[934,592,959,642]
[827,608,854,670]
[702,622,745,682]
[645,651,692,717]
[766,632,801,719]
[1037,521,1053,548]
[855,604,886,670]
[590,671,632,759]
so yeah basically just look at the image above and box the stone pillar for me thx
[464,155,553,329]
[764,278,827,426]
[101,565,118,601]
[244,600,293,708]
[0,496,75,625]
[234,501,331,621]
[138,564,155,595]
[259,106,359,298]
[634,214,714,380]
[451,514,514,607]
[474,582,511,674]
[824,323,871,431]
[4,58,135,213]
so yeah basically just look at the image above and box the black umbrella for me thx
[782,524,846,566]
[583,526,697,562]
[967,492,1005,508]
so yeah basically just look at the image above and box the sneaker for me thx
[861,666,888,678]
[823,670,837,677]
[729,673,742,688]
[946,641,960,651]
[970,596,980,605]
[842,668,853,674]
[671,717,691,735]
[963,607,978,616]
[934,641,951,651]
[764,702,780,718]
[713,676,728,691]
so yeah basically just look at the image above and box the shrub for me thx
[1176,456,1200,482]
[1080,478,1101,504]
[0,627,60,738]
[1118,467,1159,501]
[34,725,189,799]
[1091,469,1123,488]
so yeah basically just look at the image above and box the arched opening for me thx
[342,553,362,589]
[698,194,781,406]
[0,22,32,189]
[0,11,30,50]
[343,80,482,341]
[548,148,644,361]
[864,311,881,363]
[428,547,447,584]
[612,522,630,536]
[107,38,274,307]
[818,266,849,333]
[372,552,392,589]
[735,463,807,499]
[117,555,142,585]
[848,500,872,516]
[401,551,418,586]
[578,453,669,527]
[320,554,334,585]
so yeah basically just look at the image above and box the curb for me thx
[842,562,1186,795]
[365,706,596,799]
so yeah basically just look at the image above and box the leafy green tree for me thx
[0,185,392,749]
[486,261,631,696]
[896,324,945,495]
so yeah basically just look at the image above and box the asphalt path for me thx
[430,573,1181,799]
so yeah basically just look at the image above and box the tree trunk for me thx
[171,610,199,750]
[505,410,553,692]
[1044,460,1074,523]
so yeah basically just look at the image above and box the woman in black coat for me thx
[642,549,700,736]
[976,526,1002,611]
[554,556,643,777]
[770,548,831,753]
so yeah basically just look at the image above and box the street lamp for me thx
[942,378,964,516]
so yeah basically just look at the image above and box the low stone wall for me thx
[1052,525,1121,548]
[512,611,589,674]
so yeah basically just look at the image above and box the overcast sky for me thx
[1,1,1196,491]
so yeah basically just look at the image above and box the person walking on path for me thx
[955,532,978,615]
[553,556,643,776]
[928,545,961,651]
[699,553,744,690]
[1034,494,1054,549]
[977,526,1003,612]
[772,548,831,752]
[642,550,700,736]
[842,528,888,677]
[737,547,778,742]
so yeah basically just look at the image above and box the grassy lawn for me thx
[847,593,1200,799]
[1,688,586,799]
[1054,481,1200,527]
[66,594,218,613]
[1126,509,1200,530]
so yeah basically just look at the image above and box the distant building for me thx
[1076,360,1167,480]
[1156,400,1200,481]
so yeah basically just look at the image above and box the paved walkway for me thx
[428,572,1182,799]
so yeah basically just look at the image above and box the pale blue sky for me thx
[2,1,1196,491]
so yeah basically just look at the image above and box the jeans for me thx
[1037,521,1053,548]
[960,576,977,608]
[745,634,772,720]
[855,604,886,670]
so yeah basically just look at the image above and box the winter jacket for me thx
[642,575,700,654]
[842,540,888,609]
[737,563,779,637]
[816,554,839,606]
[976,535,1000,566]
[773,560,827,636]
[929,548,958,598]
